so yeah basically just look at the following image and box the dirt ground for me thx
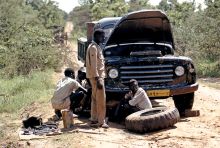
[1,23,220,148]
[1,77,219,148]
[1,51,220,148]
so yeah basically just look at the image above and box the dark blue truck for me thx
[77,10,199,115]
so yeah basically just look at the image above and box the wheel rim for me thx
[140,109,164,116]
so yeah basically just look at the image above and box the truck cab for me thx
[77,10,198,115]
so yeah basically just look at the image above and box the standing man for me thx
[86,29,109,128]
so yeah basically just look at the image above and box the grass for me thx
[0,70,55,113]
[0,69,56,144]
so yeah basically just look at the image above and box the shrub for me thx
[0,0,65,78]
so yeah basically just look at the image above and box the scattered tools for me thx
[20,118,60,140]
[21,122,59,136]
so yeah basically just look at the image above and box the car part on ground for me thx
[22,116,42,129]
[184,109,200,117]
[125,107,180,133]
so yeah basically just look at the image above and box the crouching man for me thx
[77,67,92,112]
[114,79,152,122]
[51,68,87,120]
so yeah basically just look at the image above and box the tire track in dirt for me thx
[63,21,83,73]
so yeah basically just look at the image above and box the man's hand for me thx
[96,77,104,89]
[78,87,87,94]
[125,91,132,100]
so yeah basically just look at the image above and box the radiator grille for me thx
[120,64,174,84]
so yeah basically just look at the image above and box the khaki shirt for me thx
[129,88,152,110]
[51,77,81,110]
[86,42,106,78]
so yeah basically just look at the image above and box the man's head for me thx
[78,67,86,81]
[64,68,75,79]
[93,29,105,45]
[129,79,139,92]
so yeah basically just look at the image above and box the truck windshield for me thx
[102,24,114,42]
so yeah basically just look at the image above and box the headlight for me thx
[175,66,185,76]
[108,68,118,79]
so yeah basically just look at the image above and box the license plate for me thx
[147,90,170,97]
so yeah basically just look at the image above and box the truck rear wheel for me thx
[125,107,180,133]
[173,93,194,116]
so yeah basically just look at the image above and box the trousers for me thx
[89,78,106,125]
[114,99,140,122]
[55,91,85,118]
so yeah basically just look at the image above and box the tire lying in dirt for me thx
[125,107,180,133]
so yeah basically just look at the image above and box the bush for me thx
[196,60,220,77]
[0,26,62,77]
[0,0,66,78]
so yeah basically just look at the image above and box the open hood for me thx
[105,10,175,49]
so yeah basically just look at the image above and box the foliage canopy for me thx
[0,0,66,78]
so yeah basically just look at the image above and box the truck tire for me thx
[173,93,194,116]
[125,107,180,133]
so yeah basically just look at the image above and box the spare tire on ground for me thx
[125,107,180,133]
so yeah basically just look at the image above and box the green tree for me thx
[27,0,66,28]
[158,0,172,11]
[90,0,129,20]
[69,4,92,38]
[128,0,153,12]
[158,0,195,26]
[161,0,220,76]
[78,0,93,5]
[71,0,129,37]
[203,0,220,54]
[0,0,66,77]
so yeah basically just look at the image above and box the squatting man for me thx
[114,79,152,122]
[51,68,87,120]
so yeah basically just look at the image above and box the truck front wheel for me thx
[173,93,194,116]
